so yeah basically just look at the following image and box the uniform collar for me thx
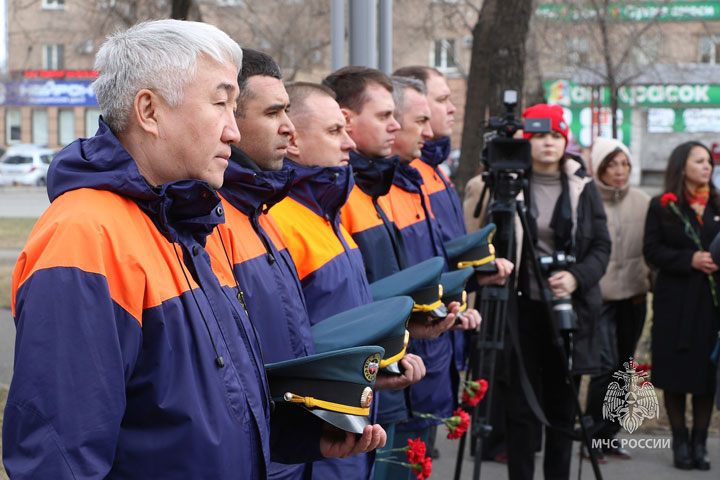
[220,146,295,217]
[285,158,354,222]
[349,150,399,199]
[420,137,451,168]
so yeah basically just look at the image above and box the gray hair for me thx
[391,76,426,125]
[93,19,243,133]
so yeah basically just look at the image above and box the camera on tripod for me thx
[483,90,551,172]
[538,252,579,333]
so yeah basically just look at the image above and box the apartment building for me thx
[4,0,720,185]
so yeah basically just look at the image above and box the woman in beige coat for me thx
[585,137,651,461]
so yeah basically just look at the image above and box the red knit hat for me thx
[522,104,569,142]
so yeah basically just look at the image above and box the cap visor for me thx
[428,304,448,319]
[307,407,371,434]
[382,361,401,375]
[474,261,498,274]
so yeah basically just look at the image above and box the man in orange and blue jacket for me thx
[219,50,386,479]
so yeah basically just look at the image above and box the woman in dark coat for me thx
[644,141,720,471]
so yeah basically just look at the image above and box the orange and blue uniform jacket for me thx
[386,161,456,432]
[341,151,408,283]
[416,138,470,372]
[387,162,448,268]
[341,150,411,427]
[3,121,319,479]
[219,148,316,480]
[414,137,467,242]
[219,148,315,365]
[271,159,375,480]
[272,160,373,323]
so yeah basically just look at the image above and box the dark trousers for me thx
[586,296,646,440]
[503,297,577,480]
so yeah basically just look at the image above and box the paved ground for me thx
[0,309,12,387]
[0,186,49,218]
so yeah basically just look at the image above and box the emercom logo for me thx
[602,359,659,433]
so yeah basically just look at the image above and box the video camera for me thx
[538,252,579,333]
[482,90,551,171]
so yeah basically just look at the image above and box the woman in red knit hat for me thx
[463,103,610,480]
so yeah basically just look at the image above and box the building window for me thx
[699,35,720,64]
[58,109,75,146]
[568,37,589,64]
[42,44,65,70]
[632,35,660,65]
[85,108,101,138]
[431,39,457,72]
[42,0,66,9]
[6,109,22,144]
[32,110,49,146]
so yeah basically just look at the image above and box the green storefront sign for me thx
[543,80,720,107]
[537,1,720,22]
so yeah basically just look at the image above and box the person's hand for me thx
[451,307,481,331]
[476,258,514,286]
[373,353,426,390]
[320,423,386,459]
[406,301,461,339]
[548,271,578,297]
[692,251,719,274]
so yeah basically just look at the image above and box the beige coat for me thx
[595,180,651,301]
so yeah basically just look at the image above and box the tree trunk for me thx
[454,0,534,200]
[171,0,192,20]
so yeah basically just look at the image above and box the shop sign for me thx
[545,79,720,107]
[560,106,632,148]
[647,107,720,132]
[0,80,98,106]
[537,1,720,22]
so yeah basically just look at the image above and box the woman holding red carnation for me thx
[643,141,720,471]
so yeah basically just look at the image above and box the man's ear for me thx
[341,107,355,133]
[286,130,300,157]
[133,89,161,138]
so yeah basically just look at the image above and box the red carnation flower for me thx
[446,408,471,439]
[411,456,433,480]
[462,378,489,407]
[421,457,433,479]
[405,438,427,464]
[660,192,678,206]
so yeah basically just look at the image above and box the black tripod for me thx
[452,169,603,480]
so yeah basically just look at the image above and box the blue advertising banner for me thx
[0,80,98,106]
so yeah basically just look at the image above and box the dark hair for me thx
[237,48,282,115]
[285,81,336,111]
[392,65,442,85]
[322,66,393,113]
[664,141,720,210]
[596,148,630,180]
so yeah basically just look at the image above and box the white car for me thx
[0,144,56,186]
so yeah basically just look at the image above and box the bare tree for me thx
[535,0,669,138]
[201,0,331,81]
[454,0,534,198]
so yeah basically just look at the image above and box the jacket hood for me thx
[284,158,354,221]
[349,150,399,198]
[590,137,632,179]
[220,146,295,217]
[420,137,451,168]
[47,119,223,245]
[393,160,425,193]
